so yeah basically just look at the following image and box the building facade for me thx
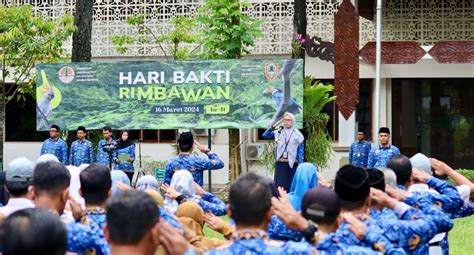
[2,0,473,182]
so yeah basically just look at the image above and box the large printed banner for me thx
[36,59,303,131]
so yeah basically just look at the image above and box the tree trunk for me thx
[72,0,94,62]
[293,0,307,58]
[228,0,242,181]
[229,129,241,181]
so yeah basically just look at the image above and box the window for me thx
[356,79,372,140]
[392,78,474,169]
[6,93,49,142]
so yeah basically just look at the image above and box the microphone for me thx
[277,126,284,134]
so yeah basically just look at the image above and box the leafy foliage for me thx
[303,76,336,169]
[0,5,75,102]
[197,0,262,59]
[110,15,200,60]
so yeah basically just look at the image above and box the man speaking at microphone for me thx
[263,112,304,192]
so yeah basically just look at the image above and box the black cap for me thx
[378,127,390,134]
[50,125,60,131]
[367,168,385,192]
[335,165,370,202]
[77,126,86,132]
[301,187,341,222]
[178,132,194,150]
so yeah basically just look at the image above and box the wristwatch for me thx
[204,149,211,154]
[175,195,187,204]
[301,221,318,243]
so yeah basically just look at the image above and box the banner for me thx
[36,59,303,130]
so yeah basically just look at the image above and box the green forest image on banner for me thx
[36,59,303,130]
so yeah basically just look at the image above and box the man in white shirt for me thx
[0,157,35,217]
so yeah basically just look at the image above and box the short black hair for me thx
[33,161,70,196]
[229,172,272,226]
[106,190,159,245]
[386,155,412,185]
[1,208,67,255]
[357,130,365,134]
[102,126,112,133]
[80,164,112,205]
[5,181,31,197]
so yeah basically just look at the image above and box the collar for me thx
[178,152,192,157]
[49,137,60,142]
[77,139,87,143]
[6,198,34,206]
[84,207,106,215]
[378,144,391,150]
[231,230,268,241]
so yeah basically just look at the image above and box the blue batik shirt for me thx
[262,129,304,163]
[114,144,135,172]
[40,137,68,164]
[316,233,385,255]
[334,215,406,254]
[204,230,317,255]
[369,198,451,255]
[96,139,117,167]
[164,152,225,186]
[267,215,303,241]
[367,145,400,168]
[69,139,94,166]
[198,192,227,216]
[349,141,372,167]
[67,209,109,255]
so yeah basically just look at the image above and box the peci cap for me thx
[178,132,194,150]
[378,127,390,134]
[366,168,385,192]
[6,157,34,183]
[50,125,60,132]
[77,126,86,132]
[335,165,370,202]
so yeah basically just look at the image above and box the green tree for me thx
[303,76,336,168]
[110,15,200,60]
[197,0,262,181]
[197,0,262,59]
[0,5,75,168]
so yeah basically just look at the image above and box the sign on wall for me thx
[36,59,303,130]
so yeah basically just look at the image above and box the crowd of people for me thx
[0,123,473,255]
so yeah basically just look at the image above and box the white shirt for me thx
[0,198,34,217]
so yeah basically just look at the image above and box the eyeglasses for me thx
[283,119,292,121]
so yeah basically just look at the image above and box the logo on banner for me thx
[265,63,279,80]
[58,66,75,83]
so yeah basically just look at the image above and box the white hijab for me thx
[275,113,304,168]
[164,170,199,214]
[66,165,85,208]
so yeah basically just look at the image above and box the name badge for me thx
[282,151,288,159]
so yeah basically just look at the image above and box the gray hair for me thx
[380,168,397,188]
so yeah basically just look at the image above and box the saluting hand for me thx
[343,212,368,240]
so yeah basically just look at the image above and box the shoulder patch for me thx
[373,241,386,253]
[408,234,421,250]
[435,201,443,208]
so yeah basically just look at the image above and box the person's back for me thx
[0,157,35,217]
[0,208,68,255]
[164,132,224,186]
[205,172,317,255]
[67,163,111,255]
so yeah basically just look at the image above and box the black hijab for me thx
[116,130,133,150]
